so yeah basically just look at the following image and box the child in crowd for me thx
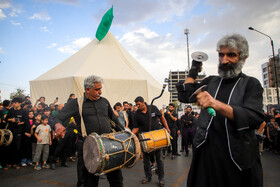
[21,111,35,166]
[31,113,41,160]
[33,115,52,170]
[113,102,128,128]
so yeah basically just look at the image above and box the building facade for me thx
[167,70,206,103]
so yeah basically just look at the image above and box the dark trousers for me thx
[11,133,22,165]
[143,150,164,180]
[77,140,123,187]
[182,127,195,153]
[170,128,178,155]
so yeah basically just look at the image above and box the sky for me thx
[0,0,280,101]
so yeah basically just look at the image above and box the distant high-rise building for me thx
[261,49,280,109]
[261,55,280,88]
[167,70,206,103]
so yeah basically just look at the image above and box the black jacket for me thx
[176,73,264,170]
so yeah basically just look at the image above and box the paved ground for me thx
[0,149,279,187]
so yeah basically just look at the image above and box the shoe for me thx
[13,164,20,169]
[180,149,184,152]
[185,152,189,157]
[34,165,42,170]
[61,163,70,167]
[21,163,27,167]
[171,155,175,160]
[162,155,165,159]
[141,178,151,184]
[175,153,181,156]
[51,163,56,170]
[42,163,50,169]
[159,179,165,186]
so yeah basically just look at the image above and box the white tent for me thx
[30,32,169,108]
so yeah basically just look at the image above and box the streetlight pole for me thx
[184,28,190,71]
[249,27,280,104]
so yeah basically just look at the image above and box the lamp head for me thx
[248,27,254,30]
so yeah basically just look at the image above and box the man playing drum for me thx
[53,75,124,187]
[132,96,171,187]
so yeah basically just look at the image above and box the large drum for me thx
[139,128,171,153]
[0,129,13,146]
[83,130,141,175]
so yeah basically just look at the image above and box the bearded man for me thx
[176,34,264,187]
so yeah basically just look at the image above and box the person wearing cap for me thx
[176,34,264,187]
[180,105,196,157]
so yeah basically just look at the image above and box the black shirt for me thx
[180,113,196,128]
[164,111,179,129]
[53,95,122,135]
[133,103,162,132]
[6,108,27,134]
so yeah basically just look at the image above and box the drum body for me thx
[0,129,13,146]
[83,131,141,175]
[140,128,170,153]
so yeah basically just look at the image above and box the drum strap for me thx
[148,105,152,131]
[77,97,87,137]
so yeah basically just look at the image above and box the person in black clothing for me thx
[132,96,170,187]
[52,75,124,187]
[164,103,181,159]
[180,105,196,157]
[123,101,134,130]
[0,100,10,128]
[6,97,28,169]
[176,34,264,187]
[21,110,35,166]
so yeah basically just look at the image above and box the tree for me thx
[10,88,26,100]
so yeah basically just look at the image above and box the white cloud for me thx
[0,9,6,20]
[57,37,91,54]
[35,0,79,5]
[46,43,57,48]
[9,7,22,17]
[29,10,51,21]
[0,0,12,9]
[10,20,21,26]
[119,28,187,83]
[40,26,52,33]
[0,47,4,54]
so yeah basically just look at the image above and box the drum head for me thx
[83,133,103,174]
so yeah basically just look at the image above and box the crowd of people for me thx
[0,33,277,187]
[0,95,77,170]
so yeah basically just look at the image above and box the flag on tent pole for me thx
[95,6,114,41]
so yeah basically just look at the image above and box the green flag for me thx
[95,6,114,41]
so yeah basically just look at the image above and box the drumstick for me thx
[139,138,151,141]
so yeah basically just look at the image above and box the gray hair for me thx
[84,75,104,90]
[216,34,249,60]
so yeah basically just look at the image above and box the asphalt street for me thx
[0,148,279,187]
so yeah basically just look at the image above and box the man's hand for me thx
[196,91,216,110]
[166,128,171,134]
[54,123,66,138]
[38,138,42,142]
